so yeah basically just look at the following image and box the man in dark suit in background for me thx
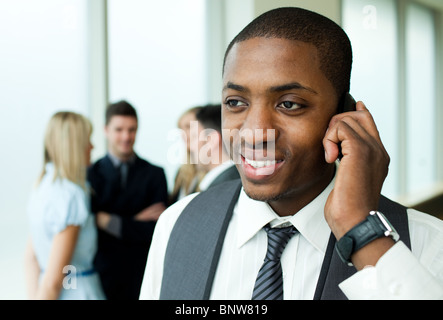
[87,100,168,300]
[190,104,240,191]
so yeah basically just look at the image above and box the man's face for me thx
[222,38,338,207]
[188,120,219,173]
[105,115,137,159]
[178,111,197,153]
[188,120,205,169]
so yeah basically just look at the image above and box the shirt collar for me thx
[45,162,55,172]
[198,160,235,191]
[107,152,136,168]
[237,165,336,254]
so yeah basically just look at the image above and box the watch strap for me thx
[348,214,386,252]
[335,214,387,266]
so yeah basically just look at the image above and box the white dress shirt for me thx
[140,173,443,300]
[198,160,236,191]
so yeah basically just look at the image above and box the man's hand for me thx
[134,202,166,221]
[323,101,393,269]
[96,211,111,230]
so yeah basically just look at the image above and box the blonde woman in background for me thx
[168,106,205,205]
[24,111,105,300]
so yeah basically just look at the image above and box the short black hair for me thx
[195,104,222,134]
[223,7,353,97]
[105,100,138,125]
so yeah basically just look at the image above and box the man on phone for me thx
[139,7,443,300]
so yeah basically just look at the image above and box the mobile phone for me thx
[337,92,356,114]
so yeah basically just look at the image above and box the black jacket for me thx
[88,154,168,300]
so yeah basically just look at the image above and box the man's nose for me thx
[241,103,277,147]
[121,130,132,141]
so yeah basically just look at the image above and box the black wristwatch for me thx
[335,211,400,266]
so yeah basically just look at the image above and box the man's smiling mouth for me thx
[243,157,283,169]
[240,155,285,178]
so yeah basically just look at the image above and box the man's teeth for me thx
[244,158,278,168]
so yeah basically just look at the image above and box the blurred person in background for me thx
[169,106,205,205]
[87,100,168,300]
[191,104,239,191]
[25,111,105,300]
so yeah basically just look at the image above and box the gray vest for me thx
[160,179,410,300]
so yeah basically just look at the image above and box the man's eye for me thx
[226,99,246,107]
[278,101,304,110]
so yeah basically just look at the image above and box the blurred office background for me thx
[0,0,442,299]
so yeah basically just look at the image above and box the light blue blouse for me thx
[27,163,105,300]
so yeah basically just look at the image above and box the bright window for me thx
[0,0,89,298]
[342,0,438,199]
[405,3,436,194]
[107,0,207,187]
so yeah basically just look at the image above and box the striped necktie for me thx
[252,224,297,300]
